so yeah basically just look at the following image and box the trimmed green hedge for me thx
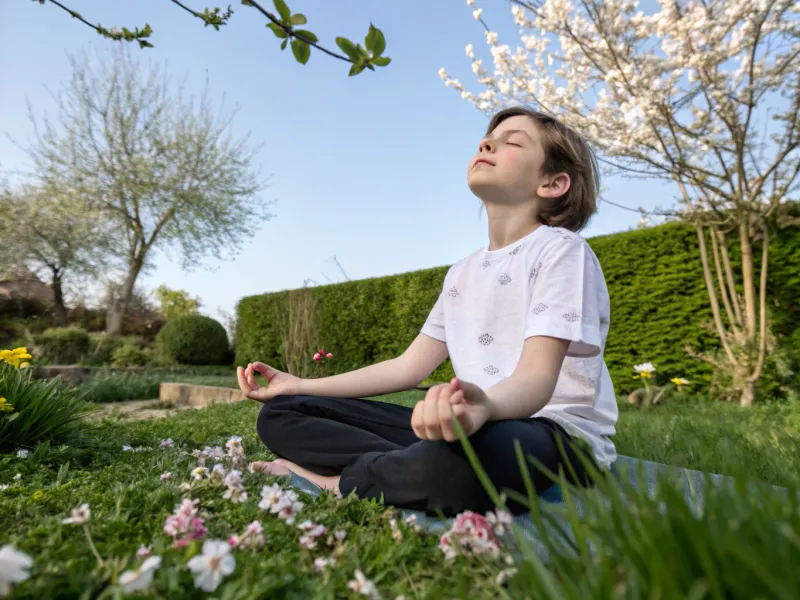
[236,223,800,396]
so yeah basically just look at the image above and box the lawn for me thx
[2,390,799,598]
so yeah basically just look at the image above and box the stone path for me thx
[85,399,206,421]
[86,383,243,422]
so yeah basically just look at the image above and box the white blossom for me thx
[0,545,33,597]
[347,569,380,598]
[186,540,235,593]
[118,556,162,593]
[62,503,90,525]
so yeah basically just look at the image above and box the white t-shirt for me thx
[420,225,618,467]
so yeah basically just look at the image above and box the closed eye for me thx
[507,142,522,147]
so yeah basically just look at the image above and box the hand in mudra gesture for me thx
[411,377,491,441]
[236,362,300,403]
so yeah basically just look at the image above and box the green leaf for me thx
[241,0,253,5]
[336,37,361,61]
[6,412,19,423]
[273,0,291,23]
[372,56,391,67]
[281,38,288,50]
[294,29,318,43]
[348,62,367,77]
[291,39,310,64]
[290,13,307,25]
[365,23,386,56]
[267,22,288,38]
[138,40,154,49]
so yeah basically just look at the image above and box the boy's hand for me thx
[236,362,301,403]
[411,377,491,441]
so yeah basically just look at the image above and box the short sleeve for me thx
[420,292,446,342]
[525,239,603,357]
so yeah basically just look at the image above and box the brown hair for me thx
[486,106,600,232]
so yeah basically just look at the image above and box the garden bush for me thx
[236,222,800,397]
[111,343,151,367]
[34,327,91,365]
[156,315,229,366]
[85,334,145,366]
[0,362,94,451]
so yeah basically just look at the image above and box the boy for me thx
[238,106,618,516]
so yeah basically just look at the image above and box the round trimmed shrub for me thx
[35,327,91,365]
[155,315,229,365]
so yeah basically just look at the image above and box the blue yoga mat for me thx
[284,455,733,538]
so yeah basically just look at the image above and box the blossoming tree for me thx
[439,0,800,406]
[0,185,111,326]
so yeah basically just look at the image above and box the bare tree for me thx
[0,185,111,326]
[23,48,271,335]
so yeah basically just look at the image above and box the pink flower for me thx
[136,545,151,557]
[313,353,321,362]
[246,521,263,536]
[314,557,330,572]
[160,472,171,481]
[326,353,333,358]
[299,535,316,549]
[334,529,347,541]
[309,524,327,538]
[172,538,189,549]
[439,511,501,561]
[228,535,240,548]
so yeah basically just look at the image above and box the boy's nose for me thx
[479,140,495,153]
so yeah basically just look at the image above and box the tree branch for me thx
[243,0,353,63]
[44,0,153,47]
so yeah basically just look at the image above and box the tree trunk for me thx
[740,381,755,407]
[106,258,144,336]
[51,269,68,327]
[739,219,757,340]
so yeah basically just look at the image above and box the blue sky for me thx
[1,0,677,321]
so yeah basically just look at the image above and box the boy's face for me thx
[467,115,548,205]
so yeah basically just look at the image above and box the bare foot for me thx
[250,459,340,494]
[249,460,292,476]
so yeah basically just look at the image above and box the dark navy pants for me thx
[256,394,595,516]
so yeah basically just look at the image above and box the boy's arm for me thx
[296,334,449,399]
[484,335,569,420]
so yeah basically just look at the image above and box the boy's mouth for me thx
[474,158,495,167]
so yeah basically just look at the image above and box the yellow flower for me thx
[1,347,32,368]
[0,397,14,412]
[20,362,30,369]
[32,490,44,500]
[671,377,690,387]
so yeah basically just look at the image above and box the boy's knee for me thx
[255,397,297,450]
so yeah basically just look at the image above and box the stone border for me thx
[159,382,241,407]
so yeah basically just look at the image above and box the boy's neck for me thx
[485,204,542,251]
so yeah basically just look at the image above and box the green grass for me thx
[614,400,800,488]
[2,393,799,598]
